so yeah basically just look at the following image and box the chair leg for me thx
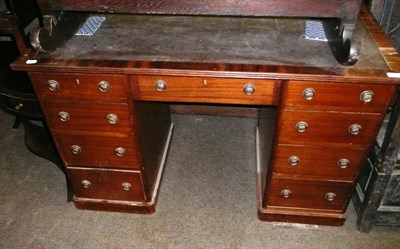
[12,116,22,128]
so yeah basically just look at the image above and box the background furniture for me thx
[0,0,64,180]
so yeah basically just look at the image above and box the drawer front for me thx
[67,167,145,201]
[284,81,395,113]
[266,177,354,211]
[54,133,140,169]
[277,110,383,146]
[273,144,366,178]
[0,93,42,118]
[29,73,129,101]
[134,75,278,105]
[41,101,132,133]
[0,18,10,31]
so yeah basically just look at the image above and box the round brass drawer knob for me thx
[58,111,70,122]
[81,180,91,189]
[155,79,167,91]
[288,156,300,166]
[295,121,308,133]
[348,124,362,135]
[115,147,126,157]
[15,103,24,111]
[98,81,111,92]
[360,90,373,103]
[302,88,315,100]
[71,145,82,155]
[122,182,132,191]
[47,80,60,91]
[243,83,256,95]
[338,159,350,169]
[325,192,336,202]
[281,189,292,198]
[107,113,119,124]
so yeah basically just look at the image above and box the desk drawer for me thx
[273,144,366,178]
[134,75,278,105]
[277,110,383,146]
[54,132,140,169]
[284,81,395,113]
[0,17,11,32]
[0,93,42,118]
[41,101,132,133]
[266,177,353,211]
[67,167,145,202]
[29,73,129,102]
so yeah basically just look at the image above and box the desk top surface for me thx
[12,8,400,83]
[50,14,384,68]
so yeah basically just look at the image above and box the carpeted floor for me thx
[1,109,399,249]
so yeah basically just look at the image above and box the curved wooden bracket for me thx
[323,19,360,66]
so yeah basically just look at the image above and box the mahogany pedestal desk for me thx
[11,6,400,226]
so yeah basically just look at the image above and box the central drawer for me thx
[133,75,279,105]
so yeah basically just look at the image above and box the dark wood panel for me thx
[48,0,352,18]
[170,104,259,118]
[133,101,171,199]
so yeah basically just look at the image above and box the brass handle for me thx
[338,159,350,169]
[281,189,292,198]
[15,103,23,110]
[348,124,362,135]
[98,81,111,92]
[71,145,82,155]
[325,192,336,202]
[47,80,60,91]
[81,180,91,189]
[360,90,373,103]
[115,147,126,157]
[122,182,132,191]
[58,111,70,122]
[288,156,300,166]
[155,79,167,91]
[295,121,308,133]
[243,83,256,95]
[107,113,119,124]
[302,88,315,100]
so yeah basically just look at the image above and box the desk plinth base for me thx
[257,206,347,226]
[72,198,157,214]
